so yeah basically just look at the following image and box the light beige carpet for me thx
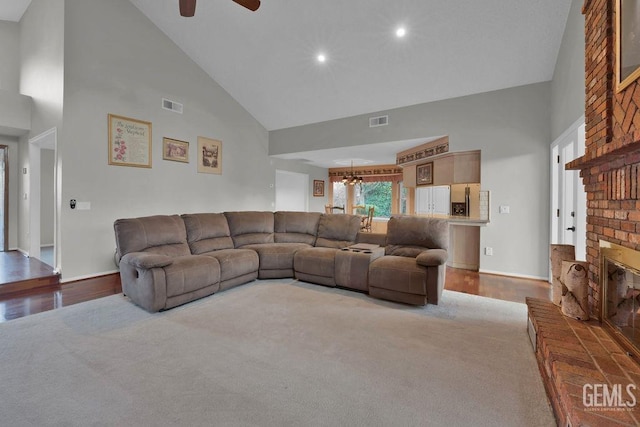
[0,279,554,426]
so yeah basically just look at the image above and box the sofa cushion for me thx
[164,255,220,298]
[224,211,275,247]
[203,248,259,282]
[385,216,449,256]
[243,242,311,270]
[114,215,191,260]
[182,213,235,254]
[294,247,338,278]
[274,211,321,245]
[315,214,361,249]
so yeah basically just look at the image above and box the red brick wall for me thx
[579,0,640,318]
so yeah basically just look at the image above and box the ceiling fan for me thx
[179,0,261,17]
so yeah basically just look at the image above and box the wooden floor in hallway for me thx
[0,251,59,299]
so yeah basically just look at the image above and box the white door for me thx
[275,170,308,211]
[550,118,586,262]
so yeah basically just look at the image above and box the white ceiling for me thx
[0,0,30,22]
[2,0,573,168]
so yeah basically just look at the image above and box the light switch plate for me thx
[499,205,510,214]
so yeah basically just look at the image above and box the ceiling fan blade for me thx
[232,0,261,11]
[179,0,197,17]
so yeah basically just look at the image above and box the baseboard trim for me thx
[479,269,548,282]
[61,270,119,284]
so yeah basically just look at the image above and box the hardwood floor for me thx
[0,251,59,298]
[0,263,550,323]
[0,273,121,323]
[445,267,551,304]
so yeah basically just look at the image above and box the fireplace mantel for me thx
[566,137,640,171]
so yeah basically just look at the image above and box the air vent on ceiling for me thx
[369,115,388,127]
[162,98,183,114]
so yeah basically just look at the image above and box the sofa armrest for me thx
[121,252,173,269]
[416,249,448,267]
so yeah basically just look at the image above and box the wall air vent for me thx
[162,98,183,114]
[369,115,388,127]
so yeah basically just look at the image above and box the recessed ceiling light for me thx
[396,27,406,38]
[317,53,327,63]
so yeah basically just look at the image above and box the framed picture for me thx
[197,136,222,174]
[108,114,152,168]
[416,162,433,186]
[313,179,325,197]
[162,138,189,163]
[616,0,640,92]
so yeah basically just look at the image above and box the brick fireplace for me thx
[526,1,640,424]
[567,0,640,321]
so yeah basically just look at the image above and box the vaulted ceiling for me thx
[128,0,572,131]
[1,0,573,166]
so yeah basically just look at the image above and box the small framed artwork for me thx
[197,136,222,174]
[616,0,640,92]
[108,114,152,168]
[313,180,325,197]
[162,138,189,163]
[416,162,433,186]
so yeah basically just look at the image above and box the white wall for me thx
[271,158,327,213]
[40,147,54,246]
[270,83,552,279]
[275,170,308,212]
[0,20,19,91]
[57,0,304,279]
[551,0,585,141]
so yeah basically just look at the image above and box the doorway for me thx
[275,170,309,211]
[550,117,587,262]
[0,145,7,251]
[28,128,58,272]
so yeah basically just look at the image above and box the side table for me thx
[335,245,385,292]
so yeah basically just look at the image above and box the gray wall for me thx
[19,0,64,137]
[56,0,323,279]
[271,83,552,279]
[551,0,585,140]
[0,22,22,251]
[0,20,19,91]
[0,135,19,249]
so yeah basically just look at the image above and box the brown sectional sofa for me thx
[114,211,449,312]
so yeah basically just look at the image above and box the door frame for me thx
[550,116,586,269]
[28,127,59,273]
[0,145,7,251]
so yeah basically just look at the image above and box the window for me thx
[400,182,408,214]
[355,182,392,218]
[332,182,346,208]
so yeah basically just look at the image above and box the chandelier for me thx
[342,161,363,186]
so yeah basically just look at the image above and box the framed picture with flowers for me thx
[108,114,152,168]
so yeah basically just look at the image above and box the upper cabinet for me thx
[403,150,481,188]
[452,151,481,184]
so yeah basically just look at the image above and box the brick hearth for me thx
[527,298,640,426]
